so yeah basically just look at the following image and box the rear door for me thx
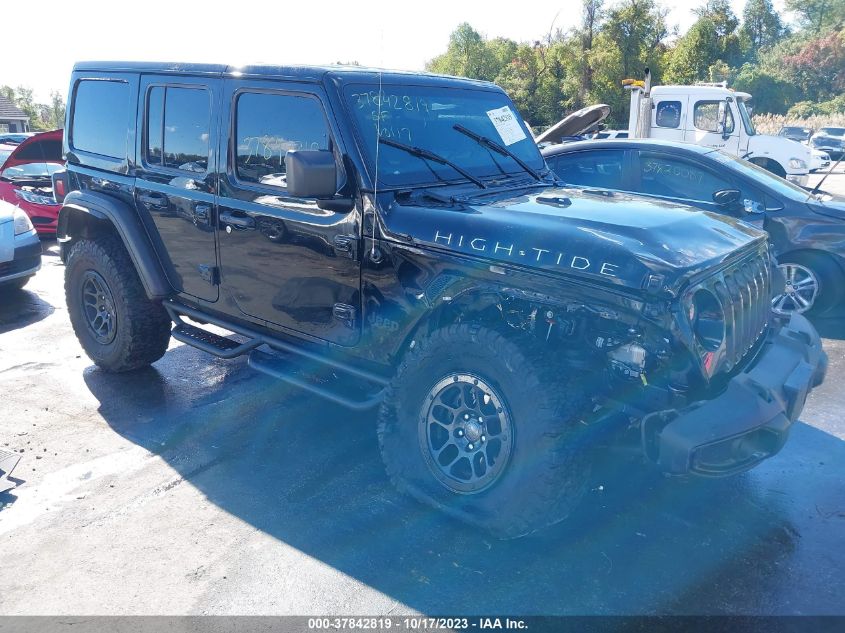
[216,80,361,346]
[135,76,220,302]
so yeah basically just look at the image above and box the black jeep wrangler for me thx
[56,62,827,537]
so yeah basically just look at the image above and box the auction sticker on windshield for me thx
[486,106,526,145]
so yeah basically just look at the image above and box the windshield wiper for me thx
[453,124,543,182]
[377,137,485,189]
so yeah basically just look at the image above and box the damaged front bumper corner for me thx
[643,314,827,477]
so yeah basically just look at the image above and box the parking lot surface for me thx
[0,172,844,615]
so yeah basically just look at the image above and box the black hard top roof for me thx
[72,61,499,89]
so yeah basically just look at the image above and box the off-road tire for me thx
[378,324,593,538]
[65,236,171,372]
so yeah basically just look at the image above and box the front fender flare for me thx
[58,190,172,300]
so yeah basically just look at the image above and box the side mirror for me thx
[285,150,337,199]
[712,189,742,211]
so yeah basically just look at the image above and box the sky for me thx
[1,0,791,103]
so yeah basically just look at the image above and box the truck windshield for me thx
[737,98,755,136]
[344,84,545,188]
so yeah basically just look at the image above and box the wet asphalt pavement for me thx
[0,176,844,616]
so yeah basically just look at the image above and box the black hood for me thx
[382,185,766,294]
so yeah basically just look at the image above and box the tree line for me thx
[426,0,845,128]
[1,86,65,132]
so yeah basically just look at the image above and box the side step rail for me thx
[163,301,389,410]
[249,350,386,411]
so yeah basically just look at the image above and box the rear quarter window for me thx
[71,79,130,159]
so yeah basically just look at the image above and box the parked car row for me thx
[778,125,843,169]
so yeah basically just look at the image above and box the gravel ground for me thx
[0,171,843,616]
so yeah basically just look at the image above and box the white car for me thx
[811,148,831,172]
[0,198,41,292]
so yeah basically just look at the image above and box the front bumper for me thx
[643,314,826,477]
[0,232,42,283]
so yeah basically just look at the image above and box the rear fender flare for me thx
[58,190,172,299]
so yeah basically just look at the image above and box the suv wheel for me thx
[772,253,842,316]
[66,236,171,372]
[378,324,592,538]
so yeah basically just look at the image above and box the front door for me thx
[216,80,361,346]
[686,99,741,155]
[135,76,220,302]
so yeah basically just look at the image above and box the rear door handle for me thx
[219,211,256,230]
[138,192,168,209]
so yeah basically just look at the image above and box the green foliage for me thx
[785,0,845,33]
[0,85,65,131]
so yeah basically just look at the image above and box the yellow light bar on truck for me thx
[622,79,645,88]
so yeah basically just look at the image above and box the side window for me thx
[639,152,732,201]
[71,79,130,158]
[145,86,211,173]
[234,92,330,190]
[546,150,625,190]
[655,101,682,128]
[693,100,734,134]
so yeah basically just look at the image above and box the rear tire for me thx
[65,236,171,372]
[378,324,593,538]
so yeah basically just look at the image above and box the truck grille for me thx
[700,249,772,374]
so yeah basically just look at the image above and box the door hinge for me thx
[332,303,356,328]
[198,264,220,285]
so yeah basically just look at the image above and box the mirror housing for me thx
[285,150,337,199]
[712,188,743,212]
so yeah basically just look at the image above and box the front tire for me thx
[378,324,592,538]
[65,236,171,372]
[772,252,843,316]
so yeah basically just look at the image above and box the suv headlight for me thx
[13,208,34,236]
[788,158,807,170]
[689,289,725,351]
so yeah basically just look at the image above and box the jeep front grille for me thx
[700,249,771,374]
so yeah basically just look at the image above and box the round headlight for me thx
[690,289,725,351]
[13,208,34,236]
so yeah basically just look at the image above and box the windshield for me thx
[820,127,845,137]
[0,148,11,168]
[708,149,818,202]
[736,98,755,136]
[344,84,545,188]
[1,162,63,180]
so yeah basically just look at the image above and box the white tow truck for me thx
[624,71,812,186]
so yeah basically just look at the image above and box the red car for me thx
[0,129,63,236]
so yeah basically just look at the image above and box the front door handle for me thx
[192,204,212,227]
[219,211,255,230]
[138,192,168,209]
